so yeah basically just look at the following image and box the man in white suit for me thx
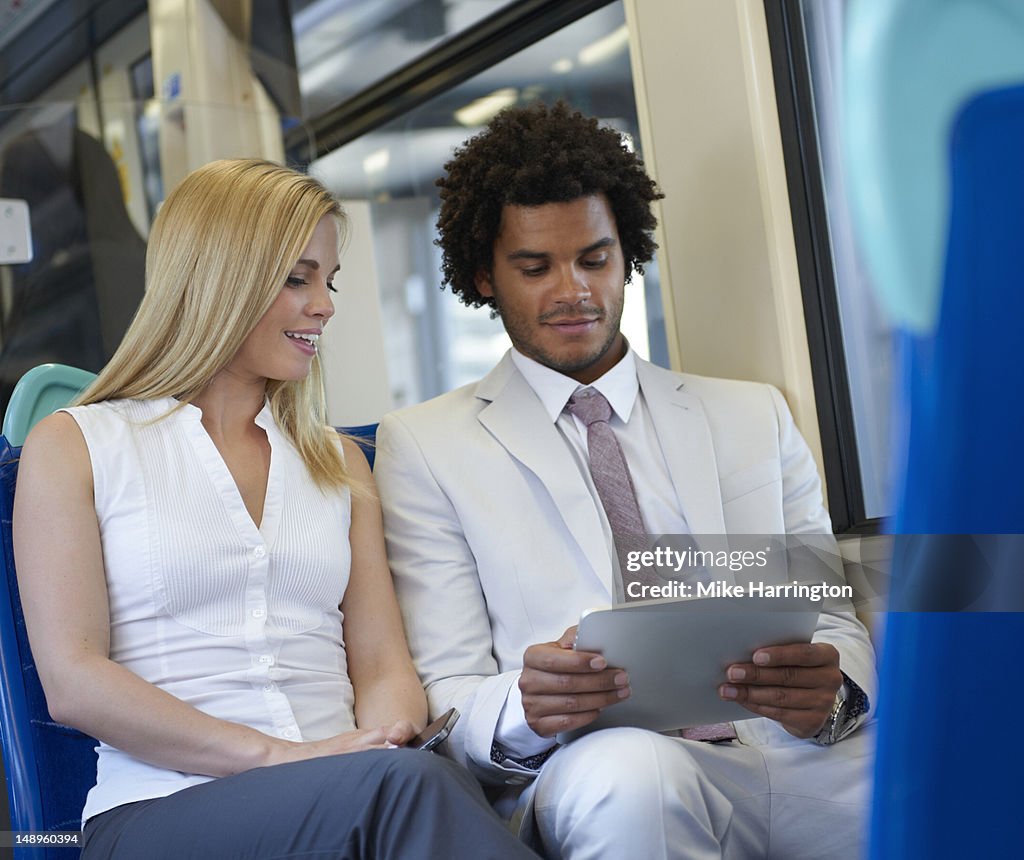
[375,102,875,859]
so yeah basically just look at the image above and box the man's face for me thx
[475,194,627,384]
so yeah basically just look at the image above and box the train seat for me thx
[0,362,99,857]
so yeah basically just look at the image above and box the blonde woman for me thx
[12,159,535,859]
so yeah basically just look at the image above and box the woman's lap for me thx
[82,750,535,859]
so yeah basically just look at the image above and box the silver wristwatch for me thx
[814,673,870,746]
[811,683,851,745]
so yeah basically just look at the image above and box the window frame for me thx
[285,0,615,162]
[763,0,882,535]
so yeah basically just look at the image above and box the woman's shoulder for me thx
[62,396,179,426]
[46,398,185,462]
[19,411,93,488]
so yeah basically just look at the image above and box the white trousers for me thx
[521,723,875,860]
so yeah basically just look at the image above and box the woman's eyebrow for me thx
[293,261,341,275]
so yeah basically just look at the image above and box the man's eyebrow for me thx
[506,237,616,261]
[579,237,616,255]
[506,249,549,261]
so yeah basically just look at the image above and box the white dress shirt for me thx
[495,347,690,758]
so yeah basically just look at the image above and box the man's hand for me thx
[719,642,842,738]
[519,626,631,737]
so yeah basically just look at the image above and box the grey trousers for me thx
[82,749,536,859]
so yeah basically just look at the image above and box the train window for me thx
[128,54,164,226]
[766,0,894,529]
[0,100,148,413]
[290,0,519,118]
[308,1,668,409]
[800,1,895,522]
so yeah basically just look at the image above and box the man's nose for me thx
[553,265,591,304]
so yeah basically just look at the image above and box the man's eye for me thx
[286,277,307,287]
[582,258,608,269]
[522,267,547,277]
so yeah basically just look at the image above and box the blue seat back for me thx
[0,437,97,859]
[339,423,378,470]
[868,84,1024,859]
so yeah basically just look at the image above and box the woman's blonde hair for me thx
[76,158,352,490]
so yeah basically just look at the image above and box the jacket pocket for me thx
[720,459,781,504]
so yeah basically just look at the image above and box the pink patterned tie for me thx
[566,388,659,601]
[567,388,736,741]
[679,723,737,742]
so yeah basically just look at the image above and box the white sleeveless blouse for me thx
[61,398,355,824]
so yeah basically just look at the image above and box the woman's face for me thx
[225,215,340,384]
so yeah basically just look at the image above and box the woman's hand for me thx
[381,720,419,747]
[269,720,421,765]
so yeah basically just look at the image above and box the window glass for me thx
[0,101,147,413]
[310,1,667,409]
[129,54,164,224]
[800,0,895,519]
[290,0,517,117]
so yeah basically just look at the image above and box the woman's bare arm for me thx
[339,436,428,742]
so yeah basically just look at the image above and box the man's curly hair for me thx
[436,101,664,309]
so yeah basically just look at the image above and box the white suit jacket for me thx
[375,352,876,785]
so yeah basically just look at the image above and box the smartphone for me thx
[411,707,459,751]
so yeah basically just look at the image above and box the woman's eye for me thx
[286,277,307,287]
[327,282,338,293]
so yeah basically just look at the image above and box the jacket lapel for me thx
[475,355,614,594]
[637,359,727,535]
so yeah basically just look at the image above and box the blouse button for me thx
[253,546,266,558]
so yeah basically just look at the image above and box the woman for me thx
[12,159,535,859]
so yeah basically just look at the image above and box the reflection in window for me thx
[290,0,515,117]
[800,0,895,519]
[0,105,146,414]
[311,1,666,409]
[129,54,164,225]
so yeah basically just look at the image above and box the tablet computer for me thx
[556,595,818,743]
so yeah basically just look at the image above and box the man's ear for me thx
[474,269,494,298]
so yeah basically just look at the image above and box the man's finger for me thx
[725,663,838,689]
[520,667,629,697]
[720,683,833,712]
[524,641,608,673]
[529,709,606,738]
[730,702,828,738]
[557,625,579,649]
[750,642,839,668]
[523,687,630,719]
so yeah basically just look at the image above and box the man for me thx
[375,102,875,859]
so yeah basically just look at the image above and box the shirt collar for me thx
[509,345,639,424]
[170,396,275,431]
